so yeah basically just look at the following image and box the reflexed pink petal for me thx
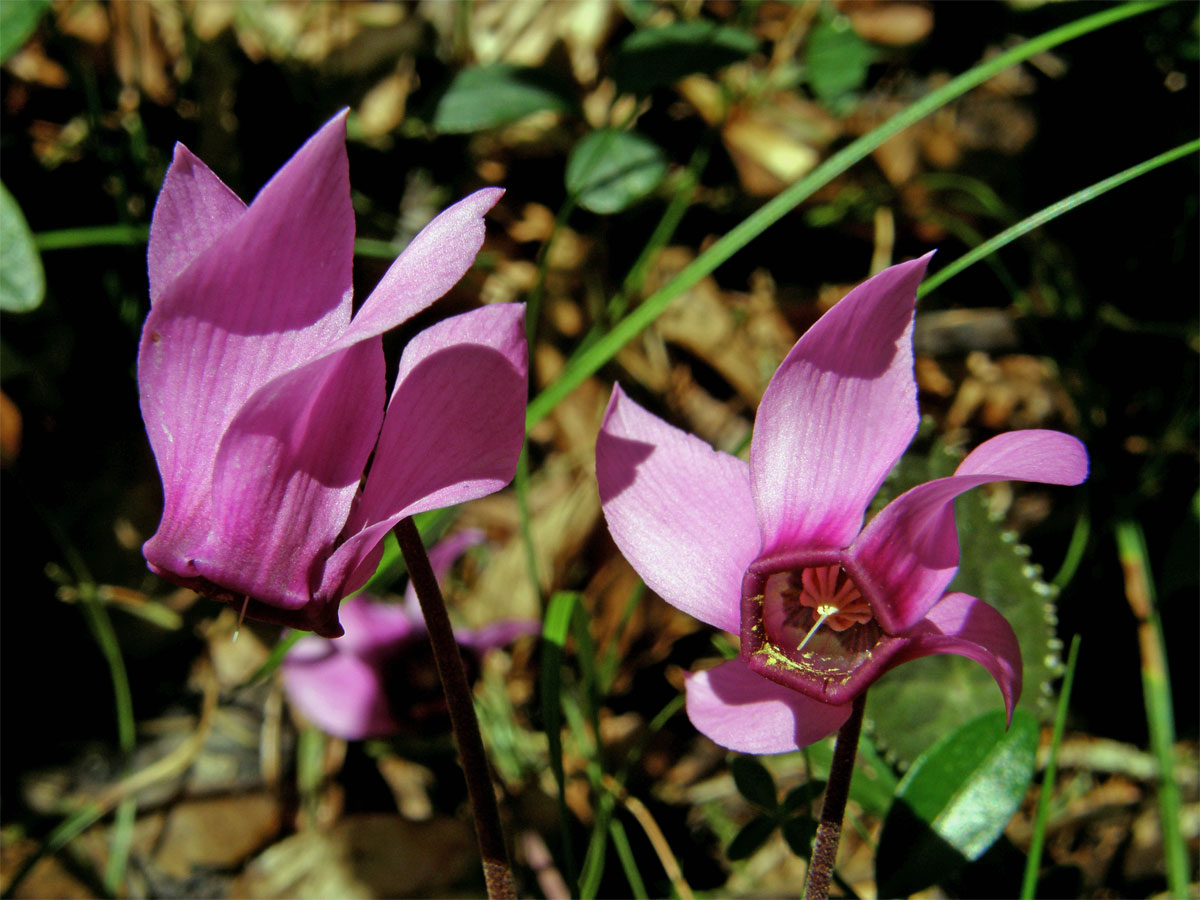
[148,144,245,303]
[457,618,541,655]
[596,385,758,635]
[845,428,1089,634]
[750,254,931,555]
[339,189,505,348]
[191,342,385,632]
[685,658,852,754]
[139,112,356,578]
[320,304,527,596]
[336,595,422,658]
[954,429,1090,483]
[883,592,1023,722]
[282,649,396,740]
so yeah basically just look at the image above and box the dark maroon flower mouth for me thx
[741,553,903,705]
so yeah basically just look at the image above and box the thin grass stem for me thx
[540,591,581,895]
[919,138,1200,297]
[1021,633,1082,898]
[514,443,543,607]
[608,817,649,900]
[1115,520,1189,897]
[524,1,1166,429]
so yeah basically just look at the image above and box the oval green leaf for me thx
[726,814,777,861]
[806,16,874,112]
[875,708,1038,898]
[566,129,667,214]
[730,755,779,812]
[781,815,817,859]
[0,0,51,63]
[0,182,46,313]
[432,63,575,134]
[612,21,758,95]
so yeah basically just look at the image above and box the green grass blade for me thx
[541,590,581,895]
[34,224,149,250]
[524,1,1166,429]
[919,138,1200,297]
[0,802,105,899]
[609,817,649,899]
[1020,633,1081,899]
[1115,520,1189,896]
[514,443,543,607]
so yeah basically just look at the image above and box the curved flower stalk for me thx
[596,254,1088,755]
[138,112,527,638]
[282,529,539,740]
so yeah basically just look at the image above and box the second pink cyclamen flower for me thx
[596,254,1088,754]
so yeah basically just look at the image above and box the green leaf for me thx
[805,15,874,112]
[730,756,779,812]
[611,21,758,95]
[726,814,777,861]
[432,63,575,134]
[566,129,667,214]
[866,440,1062,767]
[781,815,818,859]
[0,0,50,63]
[0,182,46,313]
[781,781,824,814]
[875,709,1038,898]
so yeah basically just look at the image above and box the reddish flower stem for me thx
[394,516,516,899]
[804,691,867,900]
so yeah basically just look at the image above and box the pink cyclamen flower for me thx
[139,111,527,638]
[596,254,1088,754]
[282,529,539,740]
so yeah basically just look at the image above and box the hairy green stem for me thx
[804,693,866,900]
[394,516,516,899]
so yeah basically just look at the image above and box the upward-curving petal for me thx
[139,111,356,574]
[596,385,758,635]
[882,592,1023,722]
[338,188,505,349]
[750,254,931,556]
[320,304,528,598]
[147,144,246,303]
[845,429,1088,634]
[685,658,852,754]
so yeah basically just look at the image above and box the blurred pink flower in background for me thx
[596,254,1088,755]
[282,529,539,740]
[138,112,526,637]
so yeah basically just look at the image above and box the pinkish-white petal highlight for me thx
[845,429,1089,634]
[685,658,852,754]
[883,592,1023,722]
[596,385,758,635]
[750,254,931,556]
